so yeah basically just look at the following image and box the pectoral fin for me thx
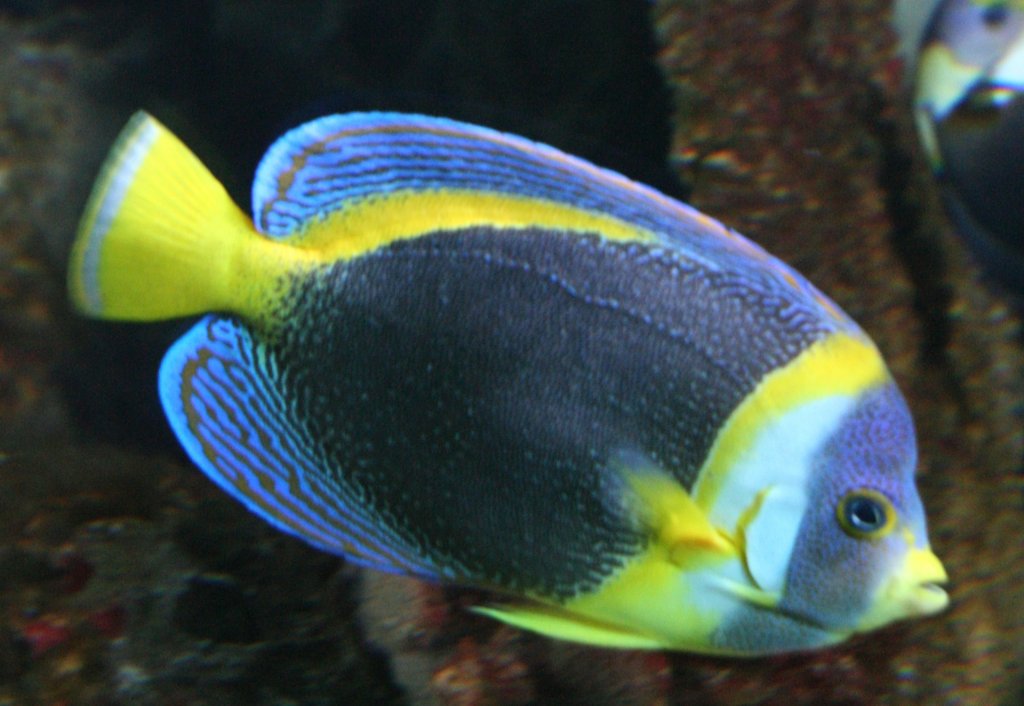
[612,450,736,567]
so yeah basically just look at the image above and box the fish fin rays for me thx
[248,112,861,330]
[158,315,440,579]
[471,603,663,649]
[69,111,255,321]
[251,112,686,240]
[611,450,736,566]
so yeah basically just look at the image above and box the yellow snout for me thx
[856,545,949,634]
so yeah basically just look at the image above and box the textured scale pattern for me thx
[66,109,949,652]
[238,225,846,598]
[252,113,855,334]
[776,383,922,628]
[159,316,444,579]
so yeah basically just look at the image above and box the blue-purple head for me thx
[777,382,948,638]
[712,377,948,654]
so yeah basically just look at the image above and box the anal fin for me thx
[159,315,440,580]
[472,603,663,650]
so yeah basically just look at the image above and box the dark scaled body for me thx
[69,110,948,652]
[245,224,836,599]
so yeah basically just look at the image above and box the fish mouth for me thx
[904,546,949,616]
[855,545,949,633]
[909,578,949,617]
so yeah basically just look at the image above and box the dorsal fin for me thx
[251,112,707,243]
[249,112,852,330]
[158,315,444,580]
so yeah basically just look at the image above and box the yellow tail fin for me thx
[68,112,260,321]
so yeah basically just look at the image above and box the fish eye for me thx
[982,3,1009,28]
[836,490,896,540]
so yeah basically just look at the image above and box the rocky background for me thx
[0,1,1020,704]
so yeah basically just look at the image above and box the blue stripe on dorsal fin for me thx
[158,315,443,580]
[251,112,714,243]
[250,112,860,332]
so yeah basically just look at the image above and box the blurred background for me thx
[0,1,1020,704]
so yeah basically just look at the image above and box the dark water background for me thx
[0,1,1021,704]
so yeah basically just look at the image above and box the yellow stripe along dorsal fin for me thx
[251,112,669,263]
[249,110,855,338]
[253,112,681,244]
[70,110,864,336]
[250,112,861,339]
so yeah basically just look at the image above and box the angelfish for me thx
[895,0,1024,289]
[68,111,949,654]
